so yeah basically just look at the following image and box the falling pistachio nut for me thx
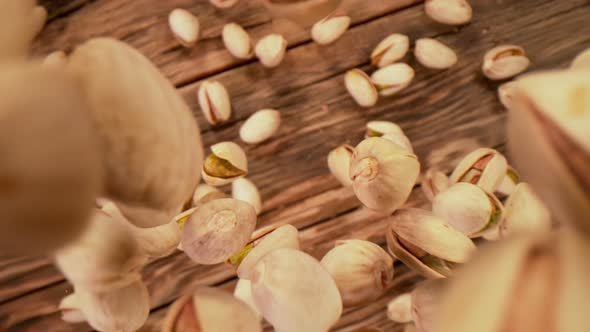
[494,165,520,199]
[239,109,281,144]
[386,293,413,323]
[311,13,350,45]
[414,38,457,69]
[365,120,414,153]
[482,45,530,80]
[371,33,410,68]
[255,34,287,68]
[222,23,254,59]
[232,177,263,215]
[421,168,450,202]
[370,63,415,96]
[424,0,473,26]
[345,69,378,107]
[198,80,232,125]
[449,147,508,193]
[168,8,200,47]
[202,141,248,186]
[327,144,354,187]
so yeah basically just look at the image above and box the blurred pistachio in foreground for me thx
[494,165,520,199]
[198,80,232,125]
[163,287,262,332]
[449,147,508,193]
[255,34,287,68]
[570,48,590,70]
[421,168,450,202]
[0,0,47,59]
[311,13,350,45]
[366,120,414,153]
[508,69,590,232]
[234,278,263,320]
[370,63,415,96]
[262,0,343,27]
[482,45,530,80]
[345,69,378,107]
[411,279,445,332]
[424,0,472,25]
[414,38,457,70]
[328,144,355,187]
[43,50,68,67]
[321,239,394,307]
[387,292,413,323]
[222,23,253,59]
[251,248,343,332]
[499,183,551,237]
[386,209,476,279]
[497,81,518,110]
[232,177,262,215]
[168,8,200,47]
[202,141,248,186]
[371,33,410,68]
[239,109,281,144]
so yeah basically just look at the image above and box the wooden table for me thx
[1,0,589,331]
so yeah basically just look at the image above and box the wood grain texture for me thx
[3,0,590,331]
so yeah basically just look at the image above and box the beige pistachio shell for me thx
[261,0,343,27]
[327,144,354,187]
[370,63,415,96]
[43,50,68,67]
[202,141,248,186]
[168,9,199,47]
[236,224,300,279]
[494,165,520,199]
[499,183,551,237]
[411,279,446,332]
[415,38,457,69]
[0,63,101,255]
[163,287,262,332]
[222,23,253,59]
[234,278,263,320]
[345,69,378,107]
[497,81,518,110]
[321,239,394,307]
[209,0,240,8]
[350,137,420,214]
[311,13,350,45]
[181,198,256,264]
[371,33,410,68]
[67,38,202,228]
[0,0,46,59]
[508,70,590,232]
[232,177,262,215]
[198,80,232,125]
[251,248,343,332]
[193,184,227,206]
[366,120,414,153]
[424,0,472,25]
[386,293,413,323]
[421,168,450,202]
[570,48,590,70]
[449,147,508,193]
[482,45,530,80]
[239,109,281,144]
[255,34,287,68]
[59,293,86,323]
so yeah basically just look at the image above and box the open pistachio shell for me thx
[202,141,248,186]
[251,248,343,332]
[421,168,450,202]
[311,13,350,45]
[261,0,343,27]
[345,69,378,107]
[328,144,355,187]
[414,38,458,70]
[411,279,446,332]
[168,8,200,47]
[482,45,530,80]
[193,184,228,206]
[449,147,508,193]
[350,137,420,214]
[499,183,551,237]
[387,293,413,323]
[494,165,520,199]
[424,0,472,26]
[222,23,254,59]
[366,121,413,153]
[370,63,415,96]
[0,0,46,60]
[234,278,263,320]
[181,198,256,264]
[371,33,410,68]
[198,80,232,126]
[232,177,262,215]
[254,34,287,68]
[571,48,590,70]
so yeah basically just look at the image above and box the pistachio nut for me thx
[507,70,590,232]
[327,144,354,187]
[411,279,446,332]
[494,165,520,200]
[0,0,47,59]
[365,120,413,153]
[570,47,590,70]
[370,63,415,96]
[168,8,200,47]
[350,137,420,213]
[345,69,378,107]
[499,183,551,237]
[387,293,413,323]
[414,38,457,69]
[261,0,343,27]
[209,0,240,8]
[251,248,343,332]
[43,50,68,67]
[320,239,394,307]
[421,168,450,202]
[232,177,262,215]
[432,182,504,238]
[239,109,281,144]
[234,278,263,320]
[198,80,232,125]
[482,45,530,80]
[371,33,410,68]
[193,184,228,206]
[449,147,508,193]
[497,81,518,110]
[311,13,350,45]
[424,0,472,25]
[255,34,287,68]
[202,141,248,186]
[181,198,256,264]
[163,287,262,332]
[232,224,300,279]
[386,208,476,278]
[222,23,253,59]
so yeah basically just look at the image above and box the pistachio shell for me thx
[234,278,263,320]
[251,248,342,332]
[181,198,256,264]
[327,144,354,187]
[255,34,287,68]
[497,81,518,110]
[570,48,590,70]
[449,147,508,193]
[202,141,248,186]
[311,13,350,45]
[366,121,414,153]
[386,293,413,323]
[222,23,253,59]
[43,50,68,67]
[421,168,450,202]
[0,0,46,59]
[262,0,343,27]
[415,38,457,69]
[387,227,446,279]
[499,183,551,237]
[345,69,378,107]
[239,109,281,144]
[321,239,394,307]
[424,0,472,25]
[59,293,85,323]
[232,177,262,215]
[494,165,520,199]
[371,33,410,68]
[482,45,530,80]
[350,137,420,213]
[198,80,232,125]
[193,184,228,206]
[411,279,446,332]
[168,8,199,47]
[370,63,415,96]
[209,0,240,8]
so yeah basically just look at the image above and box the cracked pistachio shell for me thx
[239,109,281,144]
[508,70,590,232]
[255,34,287,68]
[193,184,228,206]
[432,182,504,238]
[497,81,518,110]
[494,165,520,199]
[415,38,457,69]
[424,0,472,25]
[43,50,68,67]
[366,121,414,153]
[202,141,248,186]
[210,0,240,8]
[222,23,253,59]
[386,209,476,278]
[198,80,232,125]
[168,9,199,47]
[499,183,551,238]
[350,137,420,213]
[321,239,394,307]
[181,198,256,264]
[482,45,530,80]
[67,38,202,228]
[387,293,413,323]
[327,144,354,187]
[449,147,508,193]
[371,33,410,68]
[262,0,343,27]
[163,287,262,332]
[232,177,262,215]
[234,278,263,320]
[0,0,46,59]
[251,248,343,332]
[411,279,446,332]
[311,13,350,45]
[421,168,450,202]
[570,48,590,70]
[345,69,378,107]
[235,224,300,279]
[370,63,415,96]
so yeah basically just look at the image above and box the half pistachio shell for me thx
[424,0,472,25]
[222,23,253,59]
[255,34,287,68]
[370,63,415,96]
[239,109,281,144]
[482,45,530,80]
[449,147,508,193]
[311,13,351,45]
[345,69,378,107]
[261,0,343,27]
[198,80,232,125]
[327,144,354,187]
[202,141,248,186]
[168,9,199,47]
[232,177,262,215]
[499,183,551,237]
[414,38,457,69]
[371,33,410,68]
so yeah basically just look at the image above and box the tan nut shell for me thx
[168,8,200,47]
[371,33,410,68]
[239,109,281,144]
[202,141,248,186]
[499,183,551,237]
[232,177,262,215]
[67,38,203,228]
[370,63,415,96]
[198,80,232,125]
[482,45,530,80]
[345,69,378,107]
[366,121,414,153]
[193,184,227,206]
[311,13,350,45]
[327,144,354,187]
[421,168,450,202]
[414,38,457,69]
[234,278,263,320]
[449,147,508,193]
[222,23,253,59]
[386,293,413,323]
[0,0,46,59]
[424,0,472,25]
[571,48,590,70]
[255,34,287,68]
[262,0,343,27]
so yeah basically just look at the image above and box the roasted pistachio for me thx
[255,34,287,68]
[261,0,343,27]
[222,23,253,59]
[421,168,450,202]
[449,147,508,193]
[499,183,551,237]
[370,63,415,96]
[365,120,413,153]
[311,13,350,45]
[482,45,530,80]
[198,80,232,125]
[239,109,281,144]
[327,144,354,187]
[193,184,228,206]
[371,33,410,68]
[411,279,446,332]
[345,69,378,107]
[232,177,262,215]
[202,141,248,186]
[497,81,518,110]
[414,38,457,69]
[234,278,263,320]
[570,48,590,70]
[209,0,240,8]
[387,293,413,323]
[350,137,420,213]
[494,165,520,199]
[424,0,472,25]
[168,8,200,47]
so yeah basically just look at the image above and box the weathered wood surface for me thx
[2,0,590,331]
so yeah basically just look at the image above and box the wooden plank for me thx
[37,0,91,20]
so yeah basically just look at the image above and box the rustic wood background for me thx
[1,0,589,331]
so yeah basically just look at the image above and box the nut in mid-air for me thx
[365,120,413,153]
[499,182,551,238]
[386,293,413,323]
[371,33,410,68]
[370,63,415,96]
[255,34,288,68]
[327,144,354,187]
[414,38,457,69]
[198,80,232,125]
[482,45,530,80]
[449,147,508,193]
[168,8,200,47]
[232,177,263,215]
[345,69,378,107]
[239,109,281,144]
[424,0,473,26]
[421,168,450,202]
[311,12,351,45]
[202,141,248,186]
[222,23,253,59]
